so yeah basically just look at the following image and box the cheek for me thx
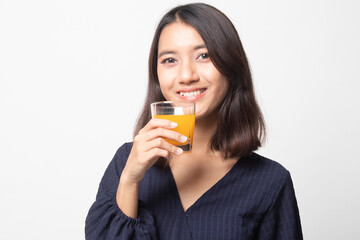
[158,82,168,98]
[219,79,229,99]
[158,67,178,99]
[157,68,172,88]
[158,78,172,100]
[157,70,166,88]
[212,77,229,111]
[213,72,229,99]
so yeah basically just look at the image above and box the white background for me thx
[1,0,359,239]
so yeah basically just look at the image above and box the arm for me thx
[85,119,186,239]
[255,171,303,240]
[116,118,186,218]
[85,144,157,240]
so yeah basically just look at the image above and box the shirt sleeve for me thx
[255,171,303,240]
[85,143,158,240]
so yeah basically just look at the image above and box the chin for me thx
[194,110,207,120]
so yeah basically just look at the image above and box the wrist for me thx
[120,170,141,186]
[117,172,140,218]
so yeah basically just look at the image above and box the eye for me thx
[161,58,176,64]
[198,53,209,60]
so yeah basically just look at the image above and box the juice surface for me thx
[154,114,195,146]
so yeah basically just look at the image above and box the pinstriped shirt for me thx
[86,142,302,239]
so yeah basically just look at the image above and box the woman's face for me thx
[157,21,229,120]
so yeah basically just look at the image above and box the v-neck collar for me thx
[167,157,242,214]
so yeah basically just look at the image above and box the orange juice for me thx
[154,114,195,147]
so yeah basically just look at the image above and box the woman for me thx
[85,3,302,239]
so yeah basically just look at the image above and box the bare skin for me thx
[117,119,186,218]
[169,114,238,212]
[116,21,238,218]
[117,115,238,217]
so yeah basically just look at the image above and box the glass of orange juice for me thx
[151,101,195,152]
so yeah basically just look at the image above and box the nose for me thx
[178,60,199,84]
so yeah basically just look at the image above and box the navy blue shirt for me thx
[85,143,302,239]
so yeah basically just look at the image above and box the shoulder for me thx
[237,152,290,179]
[114,142,133,159]
[111,142,134,173]
[230,153,295,211]
[234,152,292,196]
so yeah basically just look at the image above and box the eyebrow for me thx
[158,44,207,58]
[194,44,207,50]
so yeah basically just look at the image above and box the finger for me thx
[139,118,177,134]
[146,138,184,156]
[147,147,172,159]
[141,127,187,144]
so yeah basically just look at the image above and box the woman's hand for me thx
[123,118,187,183]
[116,118,186,218]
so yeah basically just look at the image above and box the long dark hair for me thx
[134,3,266,159]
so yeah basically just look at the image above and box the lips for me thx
[177,88,207,101]
[178,89,206,97]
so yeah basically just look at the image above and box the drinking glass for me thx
[151,101,195,151]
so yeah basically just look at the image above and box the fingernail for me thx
[177,148,183,155]
[171,122,178,128]
[180,135,187,142]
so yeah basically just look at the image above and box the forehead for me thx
[158,22,205,50]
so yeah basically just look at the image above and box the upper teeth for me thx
[179,90,204,97]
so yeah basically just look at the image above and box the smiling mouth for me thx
[178,89,206,97]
